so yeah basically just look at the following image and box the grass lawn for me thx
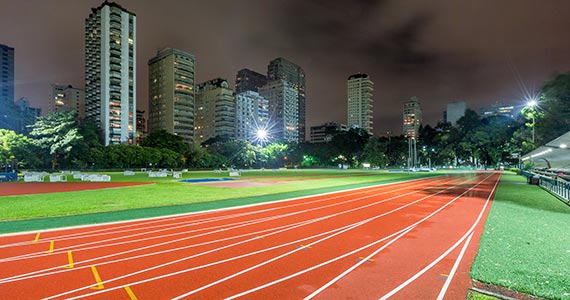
[471,172,570,299]
[0,169,438,233]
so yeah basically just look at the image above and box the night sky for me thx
[1,0,569,136]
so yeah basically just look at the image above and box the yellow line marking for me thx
[90,266,104,290]
[65,251,74,268]
[124,286,139,300]
[33,232,40,242]
[45,240,54,254]
[440,273,449,278]
[358,256,375,262]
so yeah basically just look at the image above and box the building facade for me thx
[347,74,374,134]
[259,79,298,142]
[235,68,267,93]
[267,57,306,142]
[403,96,422,139]
[235,90,269,140]
[148,48,195,143]
[49,84,86,119]
[195,78,235,144]
[0,44,14,107]
[310,122,348,144]
[480,102,516,119]
[445,101,467,126]
[85,1,136,145]
[0,43,18,132]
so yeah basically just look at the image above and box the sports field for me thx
[0,171,498,299]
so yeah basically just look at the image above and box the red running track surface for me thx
[0,172,500,299]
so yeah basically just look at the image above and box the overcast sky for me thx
[1,0,569,136]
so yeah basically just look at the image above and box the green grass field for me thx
[0,169,436,233]
[471,172,570,299]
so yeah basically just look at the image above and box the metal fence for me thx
[521,170,570,204]
[539,176,570,204]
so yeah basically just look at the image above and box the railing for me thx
[522,170,570,204]
[539,176,570,204]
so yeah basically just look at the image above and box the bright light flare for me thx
[256,129,267,139]
[527,99,537,107]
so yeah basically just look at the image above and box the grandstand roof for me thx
[522,131,570,169]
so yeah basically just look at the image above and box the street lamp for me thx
[526,99,537,144]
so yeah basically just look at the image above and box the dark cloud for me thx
[0,0,569,136]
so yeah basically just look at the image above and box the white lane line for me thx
[221,173,496,300]
[44,176,469,300]
[1,176,458,263]
[2,176,461,283]
[224,226,416,300]
[436,232,474,300]
[0,174,446,240]
[378,173,499,300]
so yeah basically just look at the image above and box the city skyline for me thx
[1,0,569,136]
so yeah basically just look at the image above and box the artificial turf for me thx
[0,169,438,233]
[470,172,570,299]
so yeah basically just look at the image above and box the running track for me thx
[0,172,500,299]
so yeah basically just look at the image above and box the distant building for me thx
[195,78,235,143]
[0,44,18,132]
[15,97,41,134]
[136,109,147,144]
[310,122,348,144]
[0,44,14,107]
[235,91,269,140]
[347,74,374,134]
[85,1,136,145]
[235,68,267,93]
[480,102,516,119]
[259,79,298,142]
[267,57,306,142]
[49,84,85,119]
[403,96,422,139]
[445,101,467,126]
[148,48,195,143]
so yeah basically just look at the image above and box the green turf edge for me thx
[470,172,570,300]
[0,176,434,234]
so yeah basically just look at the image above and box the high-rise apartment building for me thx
[136,109,147,144]
[148,48,195,143]
[403,96,422,139]
[259,79,298,142]
[195,78,235,144]
[236,68,267,93]
[347,74,374,134]
[85,1,136,145]
[267,58,306,142]
[445,101,467,126]
[49,84,86,119]
[0,44,14,107]
[235,91,269,140]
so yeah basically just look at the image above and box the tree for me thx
[535,73,570,144]
[363,136,388,168]
[28,112,83,169]
[331,128,370,167]
[0,129,39,171]
[141,130,188,154]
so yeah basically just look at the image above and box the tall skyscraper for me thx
[235,91,269,140]
[0,44,14,107]
[236,68,267,93]
[148,48,195,143]
[267,57,306,142]
[195,78,235,144]
[445,101,467,126]
[0,43,19,132]
[49,84,86,119]
[347,74,374,134]
[85,1,136,145]
[259,79,298,142]
[403,96,422,139]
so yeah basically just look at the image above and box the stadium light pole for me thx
[527,99,537,144]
